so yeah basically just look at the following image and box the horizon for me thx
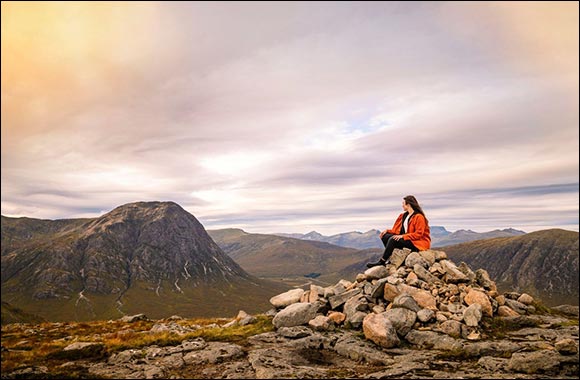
[2,2,578,235]
[2,200,576,236]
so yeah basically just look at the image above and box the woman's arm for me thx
[386,213,404,234]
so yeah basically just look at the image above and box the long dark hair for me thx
[404,195,428,225]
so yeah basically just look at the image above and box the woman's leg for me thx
[381,233,394,247]
[367,233,395,267]
[380,235,398,261]
[368,235,417,267]
[383,237,418,260]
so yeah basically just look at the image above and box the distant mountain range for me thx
[207,229,376,279]
[433,228,527,247]
[1,202,287,322]
[276,230,383,250]
[275,226,526,249]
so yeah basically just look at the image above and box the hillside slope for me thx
[208,229,376,279]
[441,229,579,306]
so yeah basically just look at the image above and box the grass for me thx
[194,315,274,342]
[550,319,579,328]
[480,315,542,339]
[1,314,274,377]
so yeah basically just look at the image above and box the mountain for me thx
[275,229,382,249]
[207,229,376,279]
[275,226,525,249]
[440,229,579,306]
[1,202,287,322]
[322,229,383,250]
[430,225,451,240]
[432,228,527,247]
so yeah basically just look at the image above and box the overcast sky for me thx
[1,1,578,235]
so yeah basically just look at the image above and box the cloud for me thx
[1,2,578,235]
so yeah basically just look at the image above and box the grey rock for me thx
[272,302,318,328]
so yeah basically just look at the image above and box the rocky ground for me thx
[2,308,578,379]
[2,247,578,379]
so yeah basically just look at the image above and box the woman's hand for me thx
[393,234,404,241]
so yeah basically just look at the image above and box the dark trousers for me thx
[380,233,418,261]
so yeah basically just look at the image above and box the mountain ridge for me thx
[273,226,527,249]
[1,202,287,322]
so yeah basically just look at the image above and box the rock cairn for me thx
[270,248,539,348]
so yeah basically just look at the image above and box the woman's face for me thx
[402,200,412,212]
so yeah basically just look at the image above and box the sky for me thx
[1,1,578,235]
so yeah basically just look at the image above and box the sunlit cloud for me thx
[199,152,274,177]
[1,2,578,235]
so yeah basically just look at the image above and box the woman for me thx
[366,195,431,268]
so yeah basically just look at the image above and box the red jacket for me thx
[386,212,431,251]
